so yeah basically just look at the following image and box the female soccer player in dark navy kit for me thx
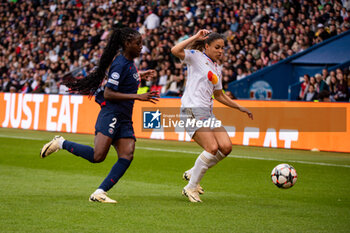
[40,27,159,203]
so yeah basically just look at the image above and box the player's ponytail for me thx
[187,40,205,51]
[63,27,140,95]
[187,32,225,52]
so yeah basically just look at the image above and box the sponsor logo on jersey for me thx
[107,79,119,86]
[207,71,218,85]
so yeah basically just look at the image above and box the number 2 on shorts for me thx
[109,117,117,128]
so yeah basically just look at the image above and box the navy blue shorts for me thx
[95,108,136,142]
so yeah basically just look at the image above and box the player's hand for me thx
[139,70,156,81]
[239,106,253,120]
[138,91,160,104]
[195,29,210,41]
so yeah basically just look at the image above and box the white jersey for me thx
[181,49,222,109]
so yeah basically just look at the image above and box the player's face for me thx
[205,39,225,63]
[125,35,142,58]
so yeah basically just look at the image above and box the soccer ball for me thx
[271,164,297,189]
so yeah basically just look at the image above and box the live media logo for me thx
[143,110,161,129]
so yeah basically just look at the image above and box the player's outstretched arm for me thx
[171,29,210,60]
[104,87,159,104]
[137,91,160,104]
[139,69,156,81]
[213,90,253,120]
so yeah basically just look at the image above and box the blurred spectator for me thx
[310,76,317,87]
[334,71,349,101]
[143,11,160,30]
[260,51,269,67]
[44,75,58,94]
[321,68,329,82]
[318,90,333,102]
[329,75,338,98]
[303,85,318,101]
[236,67,246,81]
[9,86,17,93]
[59,82,70,95]
[315,73,329,93]
[163,72,184,97]
[158,69,168,86]
[230,17,239,32]
[21,82,32,93]
[2,76,12,92]
[31,75,45,93]
[326,70,336,85]
[315,24,331,42]
[299,74,310,100]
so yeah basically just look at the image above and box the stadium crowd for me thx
[0,0,349,101]
[299,67,349,102]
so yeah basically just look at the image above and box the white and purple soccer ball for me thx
[271,164,298,189]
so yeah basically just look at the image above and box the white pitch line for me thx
[137,146,350,168]
[0,134,89,144]
[136,146,200,155]
[227,154,350,168]
[0,134,45,141]
[1,134,349,168]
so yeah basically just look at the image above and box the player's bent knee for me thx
[220,144,232,156]
[93,152,107,163]
[118,147,134,161]
[119,153,134,161]
[205,144,218,155]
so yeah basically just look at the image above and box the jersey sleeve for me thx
[183,49,198,64]
[106,62,126,92]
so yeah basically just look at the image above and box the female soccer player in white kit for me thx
[171,30,253,202]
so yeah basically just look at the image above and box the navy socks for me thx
[98,158,131,192]
[62,140,132,191]
[62,140,95,163]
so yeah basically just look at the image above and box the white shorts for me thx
[180,107,222,138]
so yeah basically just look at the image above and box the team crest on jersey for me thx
[108,128,114,134]
[111,72,120,80]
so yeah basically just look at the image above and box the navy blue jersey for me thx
[95,54,140,119]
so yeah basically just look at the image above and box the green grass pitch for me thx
[0,128,349,232]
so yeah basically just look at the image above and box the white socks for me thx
[186,150,227,189]
[93,188,105,195]
[210,150,226,168]
[57,137,65,149]
[186,151,213,189]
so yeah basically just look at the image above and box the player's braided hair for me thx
[188,32,225,51]
[63,27,140,95]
